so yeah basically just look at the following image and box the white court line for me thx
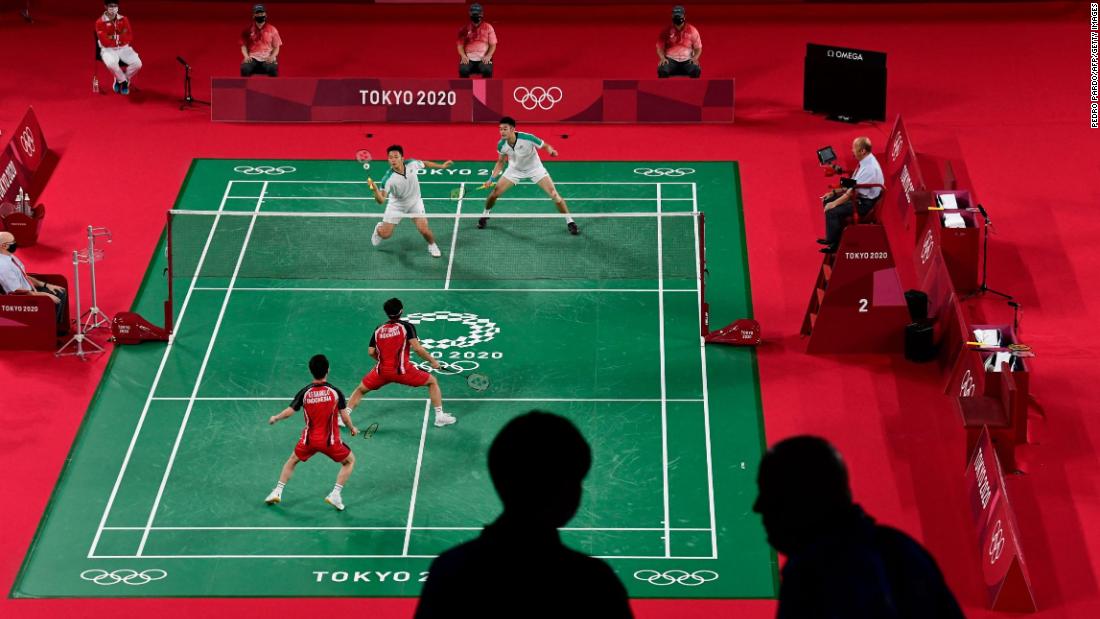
[444,181,464,289]
[656,182,671,558]
[91,554,716,560]
[150,397,704,403]
[194,287,697,293]
[103,526,712,532]
[224,196,692,202]
[692,181,718,559]
[135,181,268,556]
[228,180,694,185]
[87,181,236,559]
[403,401,432,557]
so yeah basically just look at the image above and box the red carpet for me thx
[2,2,1098,617]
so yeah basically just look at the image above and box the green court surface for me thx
[14,159,776,599]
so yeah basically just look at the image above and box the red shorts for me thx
[294,440,351,463]
[361,365,432,391]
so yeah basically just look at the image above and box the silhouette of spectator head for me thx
[488,411,592,529]
[753,435,853,555]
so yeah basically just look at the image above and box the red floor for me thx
[2,2,1098,618]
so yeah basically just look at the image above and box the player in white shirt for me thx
[368,145,453,258]
[477,117,578,235]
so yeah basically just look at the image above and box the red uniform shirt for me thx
[658,23,701,62]
[369,319,419,374]
[457,21,497,62]
[241,22,283,62]
[289,382,347,448]
[96,14,134,48]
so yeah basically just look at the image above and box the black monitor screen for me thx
[817,146,837,165]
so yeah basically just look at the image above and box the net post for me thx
[164,210,174,334]
[699,211,709,337]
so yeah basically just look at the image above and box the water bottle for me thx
[93,76,100,94]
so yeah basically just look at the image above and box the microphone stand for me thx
[963,203,1014,301]
[177,57,209,110]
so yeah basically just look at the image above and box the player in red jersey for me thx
[265,354,359,511]
[346,298,456,428]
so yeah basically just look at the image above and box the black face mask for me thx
[4,242,16,253]
[673,16,685,26]
[255,16,267,25]
[471,14,482,24]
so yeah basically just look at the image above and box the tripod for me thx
[57,249,106,360]
[963,203,1014,301]
[80,226,112,333]
[177,57,209,110]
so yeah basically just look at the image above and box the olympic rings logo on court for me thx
[414,360,480,374]
[232,165,297,176]
[632,167,696,177]
[633,570,719,586]
[19,127,35,157]
[513,86,563,111]
[404,311,500,350]
[80,569,167,586]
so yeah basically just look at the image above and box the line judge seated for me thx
[657,5,702,78]
[457,3,497,78]
[240,4,281,77]
[0,232,69,331]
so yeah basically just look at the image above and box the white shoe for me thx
[371,223,382,247]
[428,244,442,258]
[265,489,282,505]
[324,492,346,511]
[434,412,457,427]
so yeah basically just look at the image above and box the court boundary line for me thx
[87,180,235,559]
[656,182,671,558]
[102,526,713,532]
[135,181,268,556]
[148,397,704,402]
[692,180,719,559]
[89,554,717,560]
[443,181,465,289]
[402,401,432,557]
[194,287,698,293]
[91,173,721,563]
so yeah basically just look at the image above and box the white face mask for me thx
[107,7,119,17]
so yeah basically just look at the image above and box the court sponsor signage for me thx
[11,107,47,173]
[966,427,1036,612]
[212,78,735,123]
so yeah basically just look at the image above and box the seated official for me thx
[818,136,884,254]
[657,5,701,79]
[458,3,496,78]
[0,232,68,329]
[241,4,281,77]
[95,1,142,95]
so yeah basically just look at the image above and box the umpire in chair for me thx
[818,136,884,254]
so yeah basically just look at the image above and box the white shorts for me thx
[383,199,426,225]
[502,165,550,184]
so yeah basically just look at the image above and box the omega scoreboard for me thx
[803,43,887,122]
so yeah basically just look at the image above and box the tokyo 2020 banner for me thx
[211,77,734,123]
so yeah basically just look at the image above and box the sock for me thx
[434,406,445,417]
[566,216,575,224]
[275,481,285,492]
[332,483,343,496]
[482,208,491,216]
[428,243,439,250]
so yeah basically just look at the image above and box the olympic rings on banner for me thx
[513,86,564,111]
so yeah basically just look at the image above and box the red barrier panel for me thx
[212,77,735,123]
[883,115,927,226]
[10,107,47,173]
[966,427,1037,612]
